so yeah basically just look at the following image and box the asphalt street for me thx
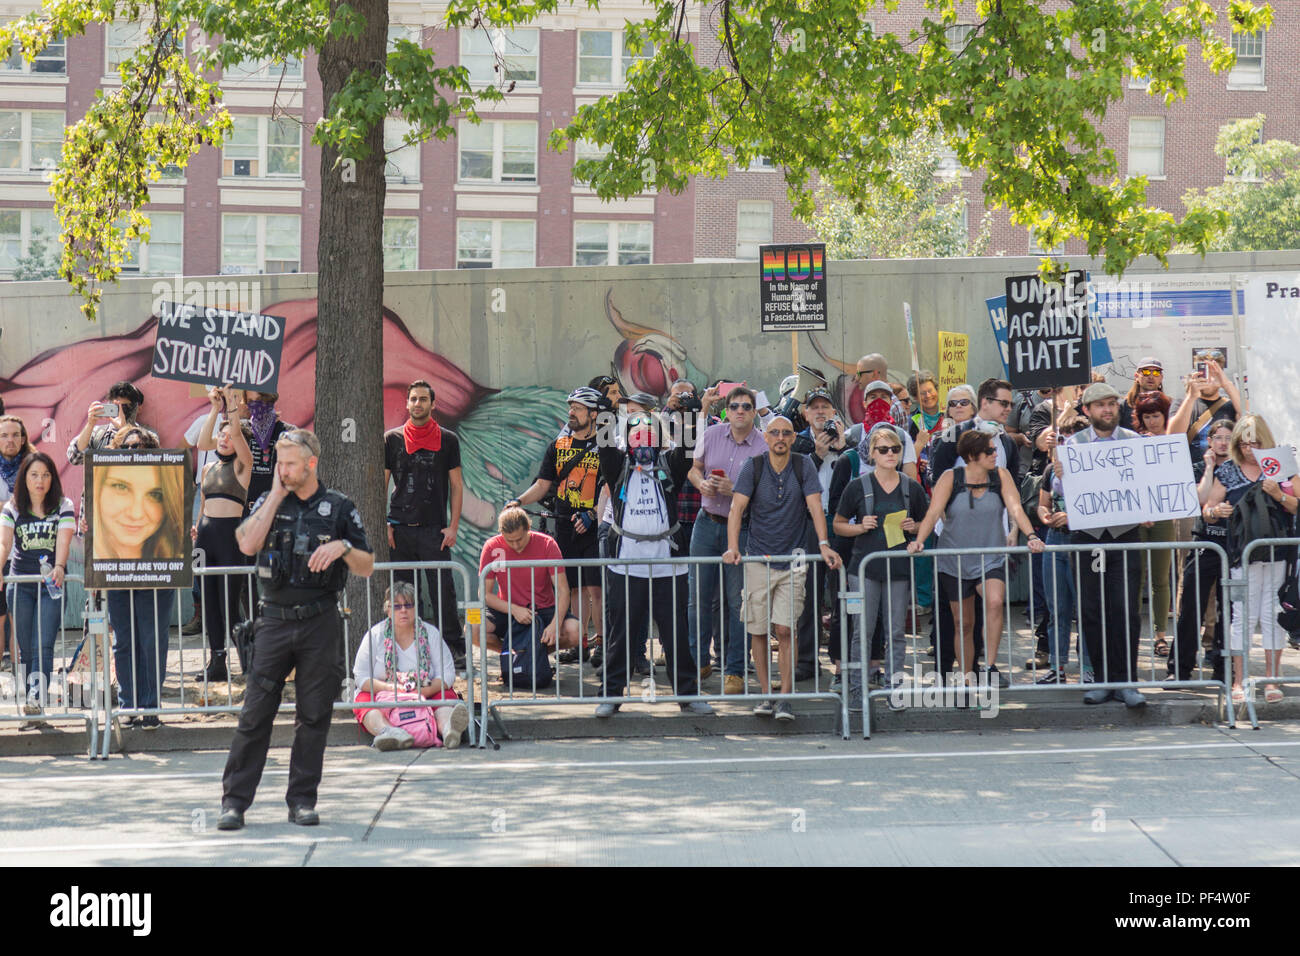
[4,721,1300,867]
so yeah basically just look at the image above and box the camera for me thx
[676,394,702,413]
[822,419,839,437]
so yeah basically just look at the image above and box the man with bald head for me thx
[855,354,908,426]
[724,416,841,720]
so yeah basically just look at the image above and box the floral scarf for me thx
[382,618,434,691]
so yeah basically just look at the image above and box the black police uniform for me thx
[221,483,371,813]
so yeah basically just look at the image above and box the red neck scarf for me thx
[404,418,442,454]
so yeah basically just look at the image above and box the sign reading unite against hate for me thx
[1003,270,1092,389]
[759,243,828,332]
[1060,435,1199,531]
[151,301,285,392]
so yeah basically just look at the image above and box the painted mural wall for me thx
[2,250,1297,579]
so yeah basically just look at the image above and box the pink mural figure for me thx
[0,300,569,566]
[604,289,708,402]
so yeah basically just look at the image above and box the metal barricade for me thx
[1234,537,1300,728]
[1,572,105,755]
[848,539,1232,737]
[476,553,850,746]
[100,560,482,749]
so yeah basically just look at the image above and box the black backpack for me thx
[1227,483,1296,565]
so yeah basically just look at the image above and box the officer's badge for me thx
[318,500,332,517]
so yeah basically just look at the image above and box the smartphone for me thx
[710,469,726,478]
[1195,361,1208,380]
[716,382,745,397]
[93,402,117,419]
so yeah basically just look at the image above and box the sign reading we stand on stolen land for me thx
[1059,434,1200,531]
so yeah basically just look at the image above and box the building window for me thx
[574,220,652,266]
[1229,30,1264,87]
[460,27,538,88]
[577,29,654,86]
[572,138,609,186]
[736,200,772,260]
[1127,117,1165,178]
[1228,119,1266,182]
[387,24,420,52]
[945,24,974,54]
[222,115,302,178]
[104,21,148,73]
[1028,229,1064,256]
[122,211,183,275]
[0,206,58,275]
[220,213,300,274]
[455,218,535,269]
[0,110,64,172]
[384,118,420,183]
[457,120,536,184]
[2,29,65,74]
[383,217,418,271]
[226,56,303,83]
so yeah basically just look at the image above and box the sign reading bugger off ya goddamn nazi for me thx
[151,301,285,392]
[1060,435,1200,531]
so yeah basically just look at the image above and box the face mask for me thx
[631,446,656,467]
[863,398,893,429]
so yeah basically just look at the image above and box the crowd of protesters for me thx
[1,345,1298,734]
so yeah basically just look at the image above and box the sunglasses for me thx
[855,370,881,379]
[948,398,972,407]
[1138,367,1162,375]
[989,398,1013,408]
[391,602,415,610]
[728,402,754,411]
[873,445,902,454]
[768,428,795,437]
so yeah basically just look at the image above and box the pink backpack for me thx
[373,691,440,748]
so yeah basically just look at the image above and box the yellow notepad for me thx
[883,510,907,548]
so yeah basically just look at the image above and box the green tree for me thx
[11,228,60,281]
[1181,114,1300,252]
[809,130,992,260]
[0,0,1276,605]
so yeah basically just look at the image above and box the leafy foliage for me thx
[809,129,991,260]
[1180,114,1300,252]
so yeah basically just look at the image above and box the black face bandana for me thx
[631,446,656,467]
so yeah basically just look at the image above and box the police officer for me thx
[217,429,373,830]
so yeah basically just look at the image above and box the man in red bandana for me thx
[383,380,465,664]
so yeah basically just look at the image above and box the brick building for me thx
[0,0,1293,278]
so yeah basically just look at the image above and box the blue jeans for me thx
[7,582,61,702]
[688,517,748,677]
[1044,530,1090,672]
[108,588,177,710]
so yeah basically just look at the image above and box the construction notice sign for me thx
[759,243,828,332]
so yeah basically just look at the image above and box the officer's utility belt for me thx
[258,598,336,621]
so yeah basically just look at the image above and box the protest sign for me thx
[1059,435,1199,531]
[151,301,285,392]
[1256,447,1300,482]
[937,331,969,401]
[759,243,827,331]
[1004,270,1092,389]
[988,284,1112,379]
[85,449,193,589]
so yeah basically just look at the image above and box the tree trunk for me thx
[317,0,388,652]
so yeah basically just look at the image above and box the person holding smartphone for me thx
[66,381,147,466]
[687,385,768,693]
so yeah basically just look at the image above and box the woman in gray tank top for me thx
[910,430,1043,683]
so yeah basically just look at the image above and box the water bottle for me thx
[40,557,62,600]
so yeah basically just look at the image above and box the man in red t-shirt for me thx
[479,507,581,687]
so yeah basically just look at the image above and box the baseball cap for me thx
[1137,357,1163,372]
[862,379,893,397]
[804,387,834,405]
[1081,382,1121,405]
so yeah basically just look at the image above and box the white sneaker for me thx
[373,725,414,751]
[443,703,469,750]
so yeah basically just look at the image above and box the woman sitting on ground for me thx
[352,581,469,750]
